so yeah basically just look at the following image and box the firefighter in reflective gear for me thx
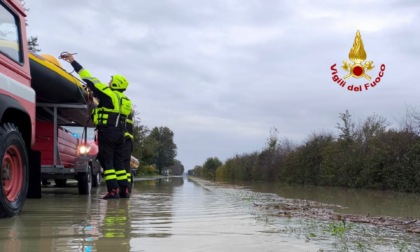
[60,53,132,199]
[123,111,134,193]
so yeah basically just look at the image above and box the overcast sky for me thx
[25,0,420,170]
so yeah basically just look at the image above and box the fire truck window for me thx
[0,3,22,63]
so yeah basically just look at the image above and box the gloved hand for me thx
[59,52,76,63]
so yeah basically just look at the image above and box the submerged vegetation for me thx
[189,176,420,251]
[192,108,420,193]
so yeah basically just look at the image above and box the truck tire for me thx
[0,123,29,218]
[77,165,92,195]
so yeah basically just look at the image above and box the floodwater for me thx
[246,182,420,219]
[0,177,419,252]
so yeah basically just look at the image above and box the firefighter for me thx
[123,110,135,194]
[60,53,132,199]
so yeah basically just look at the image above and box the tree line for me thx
[191,109,420,193]
[131,110,183,176]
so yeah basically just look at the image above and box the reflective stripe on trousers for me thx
[104,169,117,181]
[127,172,131,183]
[116,170,128,181]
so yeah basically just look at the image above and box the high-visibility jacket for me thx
[76,68,132,127]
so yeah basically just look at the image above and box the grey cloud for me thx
[24,0,420,169]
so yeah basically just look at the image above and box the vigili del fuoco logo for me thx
[330,30,386,92]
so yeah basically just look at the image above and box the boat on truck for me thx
[29,51,101,195]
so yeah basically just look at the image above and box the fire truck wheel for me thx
[77,165,92,195]
[0,123,29,218]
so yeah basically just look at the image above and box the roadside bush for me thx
[201,110,420,193]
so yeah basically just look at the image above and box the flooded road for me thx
[0,176,419,251]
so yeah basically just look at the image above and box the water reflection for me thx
[131,177,177,238]
[93,200,131,251]
[0,188,97,251]
[0,178,175,251]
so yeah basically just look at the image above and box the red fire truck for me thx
[0,0,100,218]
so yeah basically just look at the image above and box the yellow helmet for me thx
[111,74,129,90]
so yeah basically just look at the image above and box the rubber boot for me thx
[101,188,120,200]
[119,187,130,199]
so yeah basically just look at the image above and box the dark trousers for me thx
[97,126,128,192]
[123,138,134,192]
[122,138,133,173]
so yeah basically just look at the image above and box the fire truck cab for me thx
[0,0,36,218]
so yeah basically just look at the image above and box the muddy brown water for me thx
[0,177,419,251]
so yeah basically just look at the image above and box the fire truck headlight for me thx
[78,145,92,155]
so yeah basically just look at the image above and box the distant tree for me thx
[203,157,222,180]
[191,165,203,177]
[356,114,388,143]
[398,105,420,135]
[337,110,355,142]
[166,159,184,175]
[254,127,280,181]
[149,126,177,174]
[18,0,41,52]
[131,111,157,165]
[27,36,40,52]
[265,127,279,152]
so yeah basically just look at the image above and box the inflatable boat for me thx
[29,52,94,127]
[29,52,88,103]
